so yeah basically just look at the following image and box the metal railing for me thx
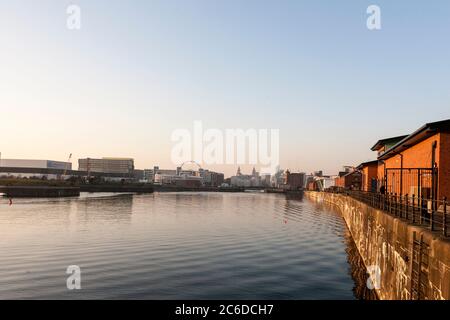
[384,168,436,198]
[329,189,449,237]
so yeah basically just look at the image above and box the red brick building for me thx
[372,119,450,200]
[284,170,305,190]
[371,135,409,191]
[357,160,378,192]
[335,170,362,190]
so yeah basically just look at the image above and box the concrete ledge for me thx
[305,191,450,300]
[0,186,80,198]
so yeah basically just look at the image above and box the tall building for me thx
[78,158,134,174]
[199,169,224,187]
[271,167,285,188]
[230,167,262,187]
[284,170,305,190]
[261,174,271,187]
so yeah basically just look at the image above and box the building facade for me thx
[284,170,305,190]
[149,165,224,187]
[357,160,378,192]
[154,173,203,187]
[78,158,134,174]
[199,169,224,187]
[0,159,72,180]
[143,167,177,182]
[373,119,450,200]
[314,176,336,191]
[0,159,72,170]
[335,170,362,190]
[230,167,262,187]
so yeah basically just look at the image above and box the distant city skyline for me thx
[1,1,449,177]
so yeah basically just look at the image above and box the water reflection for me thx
[307,199,378,300]
[0,192,374,299]
[284,192,304,201]
[74,194,134,223]
[344,229,379,300]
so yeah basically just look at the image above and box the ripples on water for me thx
[0,192,373,299]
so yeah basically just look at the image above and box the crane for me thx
[63,153,72,178]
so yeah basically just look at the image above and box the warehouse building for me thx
[372,119,450,200]
[0,159,72,180]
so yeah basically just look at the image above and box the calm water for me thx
[0,192,371,299]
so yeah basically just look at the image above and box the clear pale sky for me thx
[1,1,449,177]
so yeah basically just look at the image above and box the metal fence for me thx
[384,168,437,200]
[331,189,449,237]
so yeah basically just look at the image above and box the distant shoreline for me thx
[0,178,303,198]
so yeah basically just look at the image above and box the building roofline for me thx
[356,160,378,170]
[0,159,70,163]
[79,157,134,161]
[343,170,361,177]
[0,167,135,178]
[370,135,408,151]
[378,119,450,160]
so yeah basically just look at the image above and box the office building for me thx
[78,158,134,174]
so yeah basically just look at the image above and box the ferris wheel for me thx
[180,160,202,171]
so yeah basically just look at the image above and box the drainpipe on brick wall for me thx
[388,151,404,195]
[400,153,403,196]
[431,141,437,207]
[391,151,404,196]
[380,160,386,193]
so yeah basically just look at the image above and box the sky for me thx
[1,0,449,177]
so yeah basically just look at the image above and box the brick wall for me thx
[345,171,362,189]
[380,133,450,199]
[439,132,450,199]
[362,163,378,192]
[384,134,440,169]
[335,176,344,188]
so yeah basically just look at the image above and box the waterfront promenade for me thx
[306,191,450,300]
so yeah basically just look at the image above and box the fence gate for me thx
[385,168,437,199]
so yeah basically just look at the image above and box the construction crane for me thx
[63,153,72,178]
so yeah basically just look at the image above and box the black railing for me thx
[329,189,449,237]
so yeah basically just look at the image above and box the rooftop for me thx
[378,119,450,160]
[356,160,378,170]
[370,135,408,151]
